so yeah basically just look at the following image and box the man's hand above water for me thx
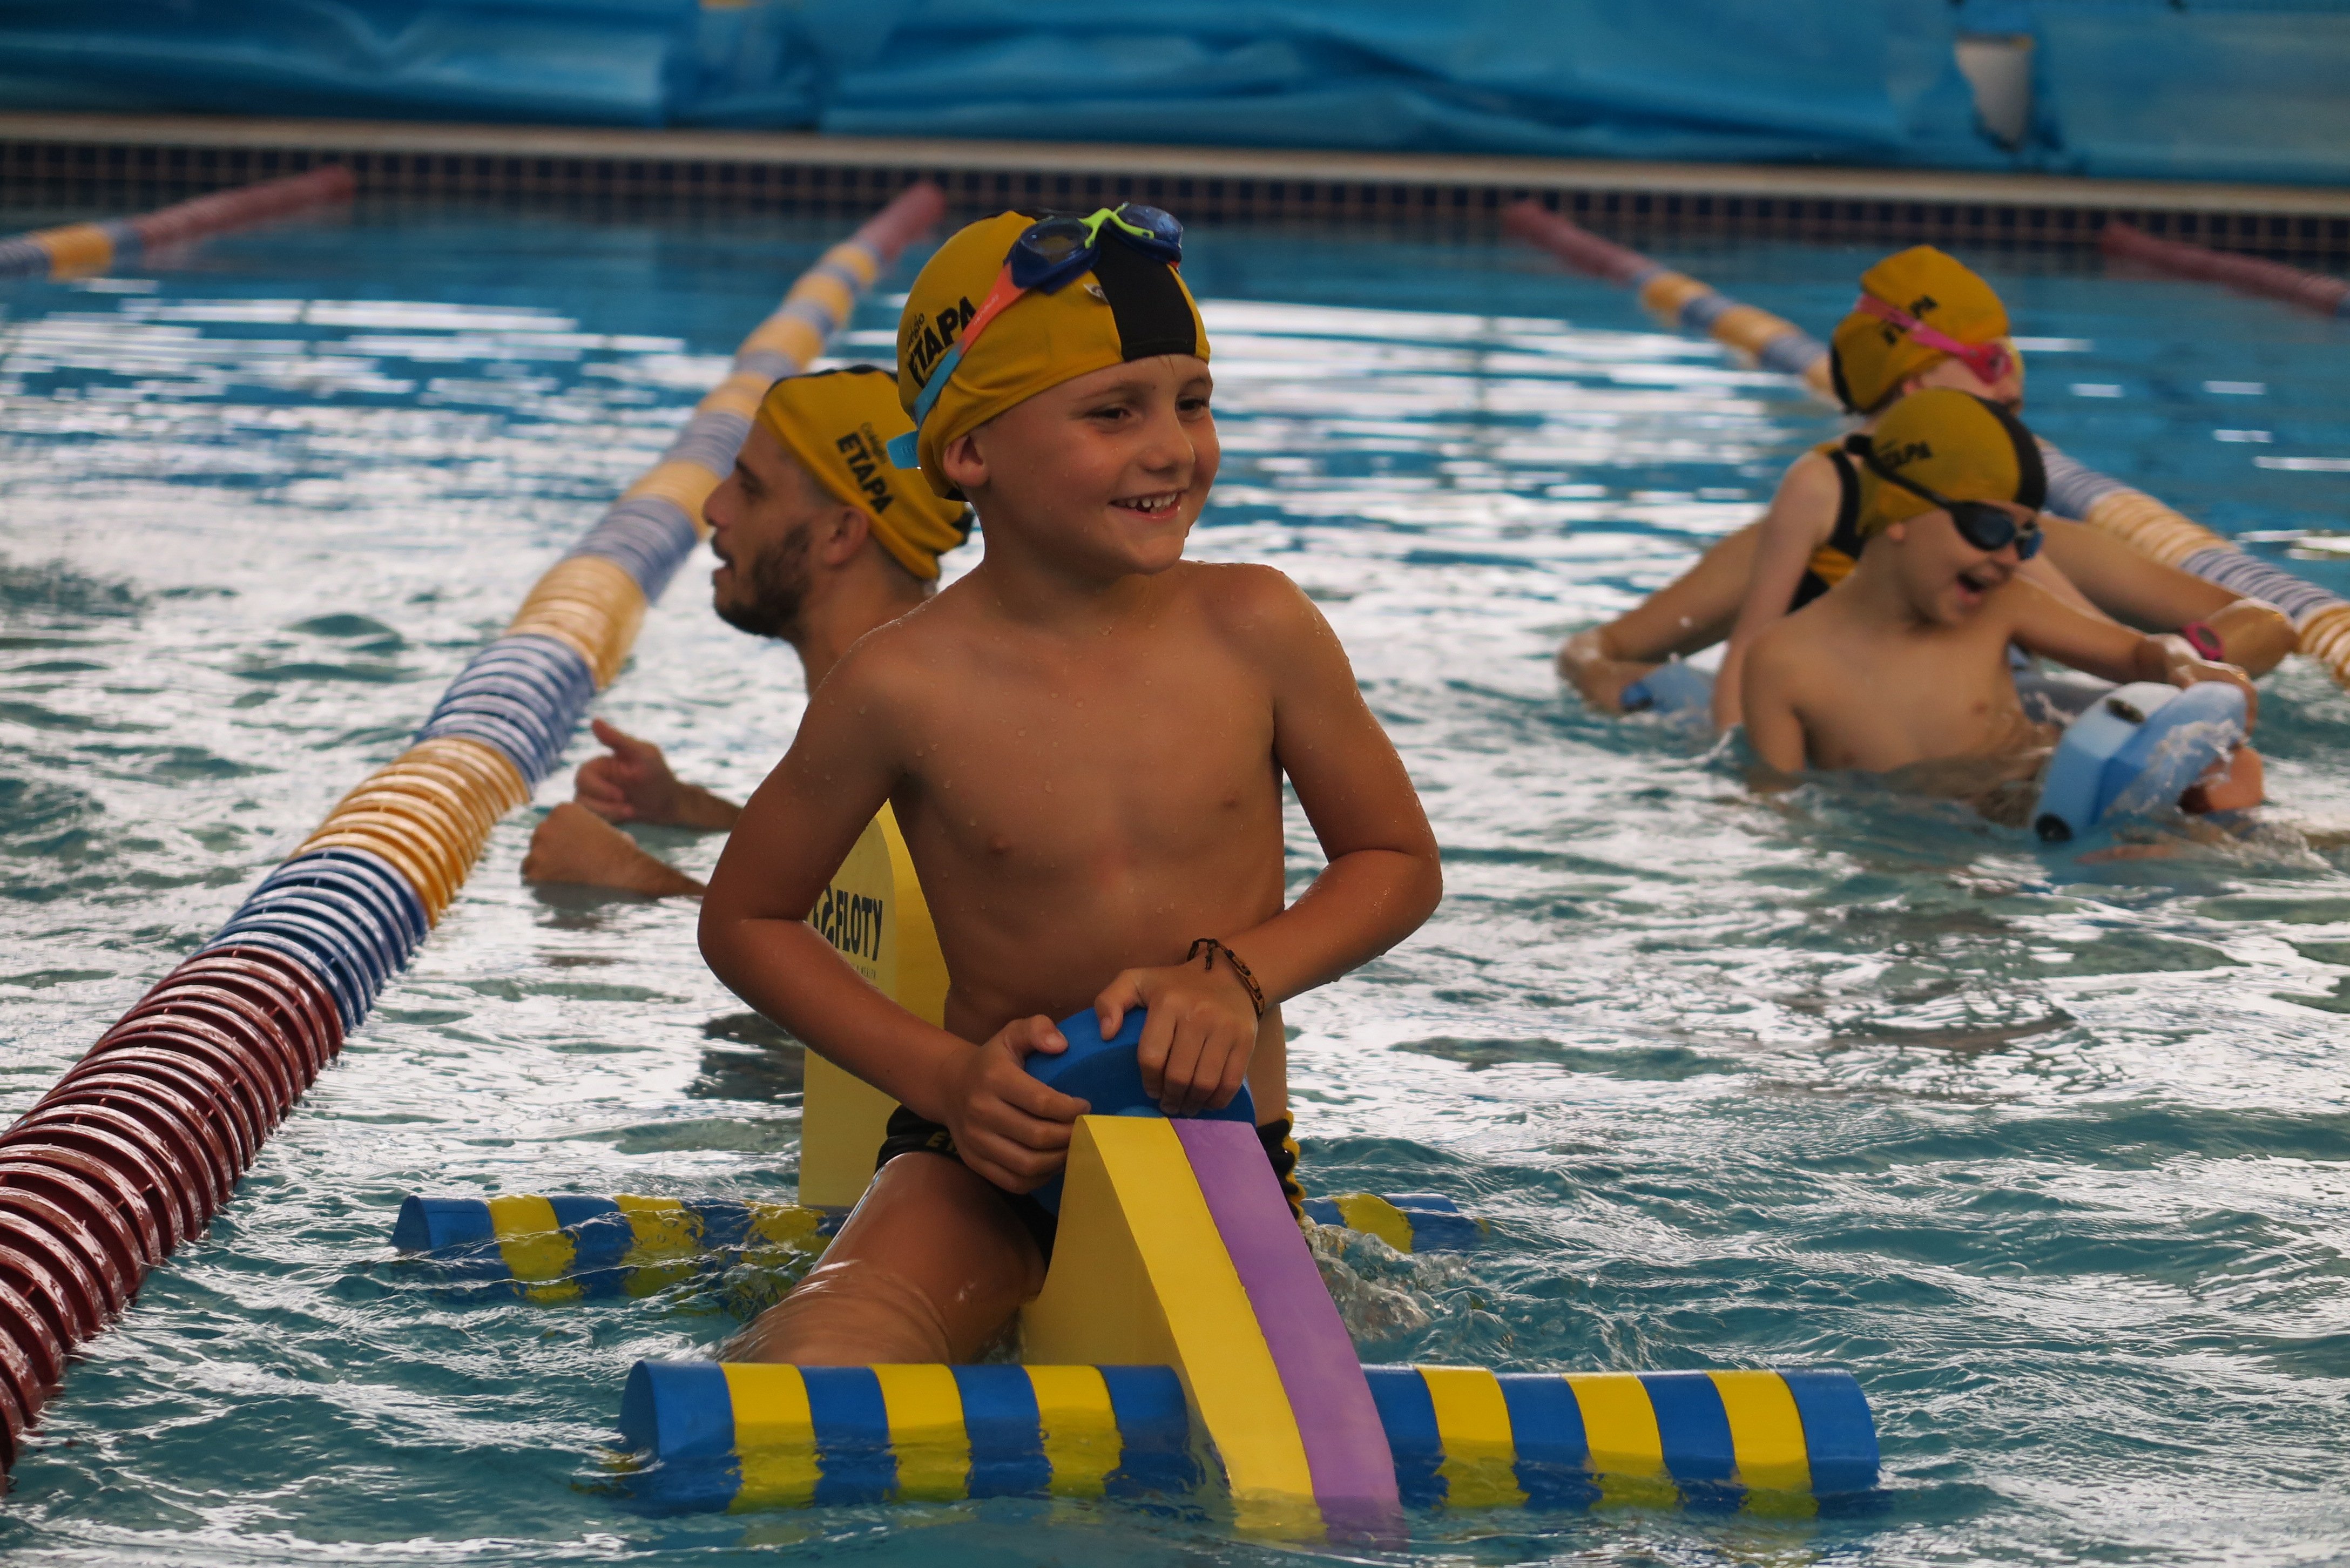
[574,718,742,829]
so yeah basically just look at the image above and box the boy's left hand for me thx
[1095,958,1259,1116]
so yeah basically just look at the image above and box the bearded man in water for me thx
[520,367,970,895]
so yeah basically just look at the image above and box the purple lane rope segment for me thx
[0,179,949,1471]
[2102,220,2350,321]
[1503,200,2350,692]
[0,166,357,282]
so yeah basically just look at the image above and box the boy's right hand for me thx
[577,718,686,823]
[941,1015,1090,1193]
[2154,635,2260,729]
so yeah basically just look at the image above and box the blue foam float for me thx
[454,638,590,687]
[2032,679,2248,842]
[216,888,386,974]
[429,684,577,755]
[243,864,418,969]
[212,905,383,1004]
[1618,658,1715,718]
[1021,1005,1255,1213]
[653,413,752,484]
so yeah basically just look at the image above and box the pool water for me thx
[4,204,2350,1566]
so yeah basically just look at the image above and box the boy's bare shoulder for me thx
[1746,599,1832,693]
[813,593,961,714]
[1749,598,1820,656]
[1176,560,1328,651]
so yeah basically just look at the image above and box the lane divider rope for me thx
[0,166,356,282]
[2102,220,2350,320]
[0,179,948,1471]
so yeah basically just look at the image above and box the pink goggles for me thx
[1856,294,2014,387]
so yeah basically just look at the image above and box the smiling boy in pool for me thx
[697,207,1443,1364]
[1740,388,2263,819]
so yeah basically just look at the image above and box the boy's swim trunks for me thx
[875,1106,1307,1263]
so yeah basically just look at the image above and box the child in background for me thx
[1562,246,2293,724]
[1740,388,2261,821]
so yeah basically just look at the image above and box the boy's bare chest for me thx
[894,641,1279,874]
[1812,620,2024,767]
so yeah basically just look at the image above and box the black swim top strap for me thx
[1824,444,1863,557]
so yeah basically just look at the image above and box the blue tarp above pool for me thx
[2027,3,2350,186]
[0,0,2344,185]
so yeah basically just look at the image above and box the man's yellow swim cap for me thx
[1829,246,2011,415]
[755,366,973,581]
[1854,387,2047,535]
[894,209,1210,498]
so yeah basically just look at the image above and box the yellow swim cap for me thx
[1854,387,2048,535]
[894,209,1210,498]
[1829,246,2012,415]
[755,366,973,581]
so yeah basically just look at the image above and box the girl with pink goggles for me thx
[1855,294,2016,386]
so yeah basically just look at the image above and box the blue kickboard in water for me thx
[1619,658,1714,718]
[1022,1005,1255,1213]
[2032,680,2247,843]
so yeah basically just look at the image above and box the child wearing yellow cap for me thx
[1741,388,2260,814]
[698,207,1442,1365]
[1561,246,2294,725]
[521,366,974,897]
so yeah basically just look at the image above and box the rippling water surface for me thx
[4,205,2350,1566]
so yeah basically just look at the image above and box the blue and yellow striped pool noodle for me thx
[392,1194,832,1299]
[618,1361,1874,1515]
[397,1188,1485,1295]
[1300,1192,1484,1253]
[619,1361,1198,1513]
[1365,1365,1878,1509]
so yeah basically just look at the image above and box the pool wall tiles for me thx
[3,127,2347,262]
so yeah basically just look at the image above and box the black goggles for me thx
[1861,454,2043,560]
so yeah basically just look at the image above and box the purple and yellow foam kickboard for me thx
[1021,1115,1400,1539]
[1177,1120,1402,1537]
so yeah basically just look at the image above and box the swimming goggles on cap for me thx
[1858,448,2043,560]
[888,204,1185,468]
[1855,294,2015,388]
